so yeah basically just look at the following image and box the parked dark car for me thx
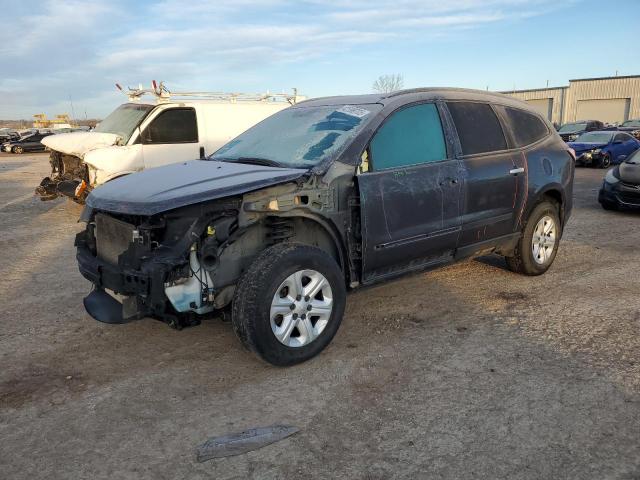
[618,119,640,139]
[568,131,640,168]
[0,130,20,144]
[599,148,640,210]
[3,132,53,154]
[558,120,604,142]
[75,88,574,365]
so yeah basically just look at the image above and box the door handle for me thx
[509,167,525,175]
[438,178,459,186]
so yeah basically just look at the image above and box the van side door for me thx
[140,107,201,169]
[357,102,463,283]
[446,101,523,246]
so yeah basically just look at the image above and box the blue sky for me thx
[1,0,638,119]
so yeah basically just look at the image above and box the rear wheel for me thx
[232,243,346,366]
[505,201,561,276]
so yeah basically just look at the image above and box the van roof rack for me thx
[115,80,302,105]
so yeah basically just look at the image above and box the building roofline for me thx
[569,74,640,82]
[499,86,568,94]
[500,74,640,94]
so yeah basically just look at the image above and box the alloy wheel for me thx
[531,215,557,265]
[269,269,333,348]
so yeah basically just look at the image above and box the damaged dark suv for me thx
[76,88,574,366]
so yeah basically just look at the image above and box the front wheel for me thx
[505,201,561,276]
[13,146,23,154]
[599,154,611,169]
[232,243,346,366]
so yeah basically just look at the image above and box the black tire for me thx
[600,200,618,211]
[505,201,561,276]
[232,243,346,366]
[599,154,611,169]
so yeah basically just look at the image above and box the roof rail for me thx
[115,80,304,105]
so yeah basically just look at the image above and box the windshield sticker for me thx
[336,105,370,119]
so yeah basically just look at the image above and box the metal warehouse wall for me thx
[564,77,640,124]
[502,75,640,125]
[502,87,566,124]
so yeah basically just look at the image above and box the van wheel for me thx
[232,243,346,366]
[505,201,561,276]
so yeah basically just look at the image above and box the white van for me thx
[37,87,302,202]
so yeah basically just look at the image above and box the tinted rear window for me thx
[502,107,548,147]
[447,102,507,155]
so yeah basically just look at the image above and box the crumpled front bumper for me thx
[576,151,602,165]
[75,229,202,328]
[76,239,153,324]
[36,177,89,202]
[35,151,91,202]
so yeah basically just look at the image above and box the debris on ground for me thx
[195,425,300,462]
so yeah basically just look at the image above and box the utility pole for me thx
[69,94,76,123]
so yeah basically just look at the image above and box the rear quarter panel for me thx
[523,134,574,227]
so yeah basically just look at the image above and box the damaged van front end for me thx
[36,103,153,202]
[36,131,139,202]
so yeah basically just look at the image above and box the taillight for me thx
[568,148,576,161]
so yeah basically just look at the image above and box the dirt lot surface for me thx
[1,152,639,479]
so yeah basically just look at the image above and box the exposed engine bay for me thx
[75,173,347,329]
[76,198,243,328]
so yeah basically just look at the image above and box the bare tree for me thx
[372,74,404,93]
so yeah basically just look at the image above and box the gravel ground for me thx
[1,153,639,479]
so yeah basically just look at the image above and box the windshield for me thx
[211,104,381,168]
[559,122,587,134]
[621,120,640,128]
[575,132,613,143]
[94,103,153,143]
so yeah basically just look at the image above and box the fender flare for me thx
[526,183,566,226]
[268,211,348,274]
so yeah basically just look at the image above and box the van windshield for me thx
[95,103,153,143]
[211,104,381,168]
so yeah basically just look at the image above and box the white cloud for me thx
[0,0,572,118]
